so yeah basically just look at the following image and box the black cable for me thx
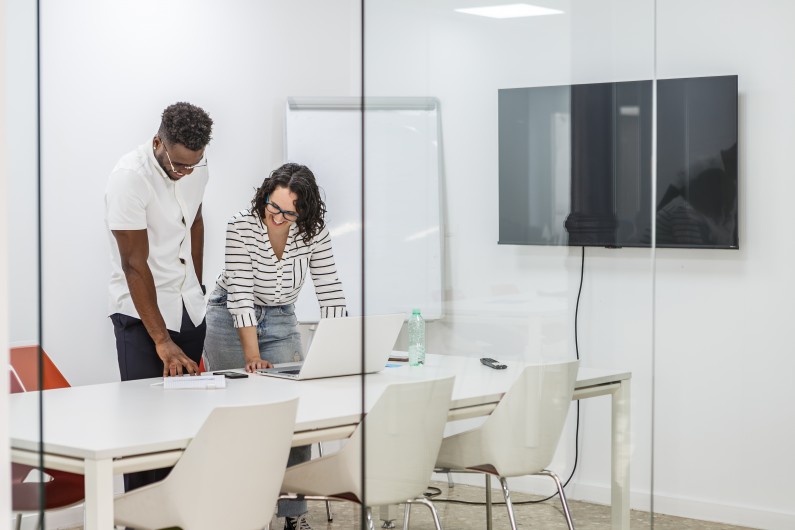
[424,486,442,498]
[575,246,584,362]
[433,246,586,507]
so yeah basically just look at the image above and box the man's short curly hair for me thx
[251,163,326,243]
[158,102,213,151]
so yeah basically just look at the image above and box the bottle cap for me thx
[412,308,421,315]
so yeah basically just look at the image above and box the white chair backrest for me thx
[365,375,455,504]
[334,376,456,506]
[480,361,578,477]
[116,399,298,530]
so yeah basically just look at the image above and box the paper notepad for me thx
[163,374,226,390]
[388,350,409,362]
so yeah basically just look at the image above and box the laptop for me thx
[257,314,405,380]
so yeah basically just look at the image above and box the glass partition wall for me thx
[15,1,792,529]
[31,1,366,529]
[6,0,45,526]
[360,2,795,530]
[362,1,655,528]
[653,2,795,530]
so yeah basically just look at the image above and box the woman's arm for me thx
[223,215,269,370]
[309,227,348,318]
[237,326,273,372]
[224,216,258,327]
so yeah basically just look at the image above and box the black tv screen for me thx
[498,75,738,249]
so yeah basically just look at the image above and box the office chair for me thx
[10,345,70,391]
[114,399,298,530]
[281,376,456,530]
[9,346,85,530]
[202,345,333,523]
[434,361,579,530]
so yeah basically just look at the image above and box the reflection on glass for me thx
[655,75,738,248]
[498,81,652,247]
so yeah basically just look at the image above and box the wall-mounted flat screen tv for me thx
[498,75,738,249]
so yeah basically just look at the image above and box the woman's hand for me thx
[245,357,273,373]
[238,327,270,372]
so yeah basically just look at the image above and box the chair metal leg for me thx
[414,497,443,530]
[365,507,376,530]
[485,474,493,530]
[317,442,334,521]
[539,470,575,530]
[402,502,411,529]
[498,476,518,530]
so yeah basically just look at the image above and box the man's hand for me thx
[156,339,200,376]
[245,357,273,373]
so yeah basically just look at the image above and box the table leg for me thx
[379,504,397,528]
[485,474,492,530]
[83,458,114,530]
[612,378,631,530]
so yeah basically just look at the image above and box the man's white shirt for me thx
[105,141,208,331]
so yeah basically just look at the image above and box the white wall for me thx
[5,0,38,347]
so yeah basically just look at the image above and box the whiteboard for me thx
[285,97,444,322]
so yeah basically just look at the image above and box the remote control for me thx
[480,357,507,370]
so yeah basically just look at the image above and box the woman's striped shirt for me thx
[217,210,347,328]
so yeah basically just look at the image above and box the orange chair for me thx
[9,345,70,391]
[9,347,85,530]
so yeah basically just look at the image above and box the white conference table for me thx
[9,354,630,530]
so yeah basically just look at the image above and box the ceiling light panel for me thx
[455,3,564,19]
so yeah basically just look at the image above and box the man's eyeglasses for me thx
[265,195,300,221]
[161,139,208,174]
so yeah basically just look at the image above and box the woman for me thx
[204,162,346,530]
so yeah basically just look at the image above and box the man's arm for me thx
[191,204,204,286]
[112,229,199,376]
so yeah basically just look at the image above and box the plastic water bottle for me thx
[408,308,426,366]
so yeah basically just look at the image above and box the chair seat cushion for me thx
[12,466,85,511]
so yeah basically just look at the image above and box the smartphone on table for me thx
[212,371,249,379]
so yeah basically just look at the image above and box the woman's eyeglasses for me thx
[265,196,300,221]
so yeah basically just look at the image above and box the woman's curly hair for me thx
[251,163,326,243]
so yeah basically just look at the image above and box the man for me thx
[105,102,213,492]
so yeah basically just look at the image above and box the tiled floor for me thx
[87,480,755,530]
[288,481,756,530]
